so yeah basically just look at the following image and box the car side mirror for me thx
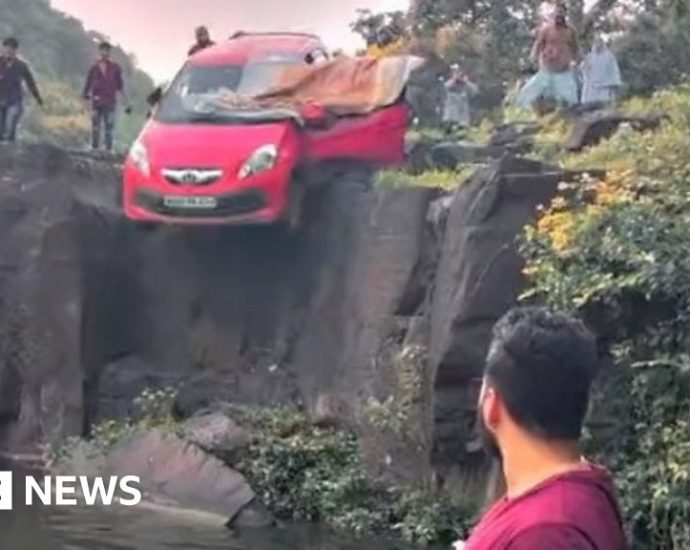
[147,86,163,107]
[301,103,329,129]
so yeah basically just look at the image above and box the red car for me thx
[123,32,409,227]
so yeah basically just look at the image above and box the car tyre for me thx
[282,180,306,233]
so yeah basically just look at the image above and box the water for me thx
[0,504,423,550]
[0,471,421,550]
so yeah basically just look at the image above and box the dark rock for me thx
[97,355,179,422]
[181,413,249,464]
[312,393,347,429]
[430,141,505,169]
[566,111,661,152]
[231,499,275,528]
[429,155,562,467]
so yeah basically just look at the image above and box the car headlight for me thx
[238,144,278,179]
[129,140,150,177]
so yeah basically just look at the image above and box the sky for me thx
[50,0,410,83]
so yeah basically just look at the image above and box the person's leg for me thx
[91,107,102,149]
[553,71,579,107]
[104,107,115,152]
[515,71,549,109]
[0,105,7,142]
[5,101,24,143]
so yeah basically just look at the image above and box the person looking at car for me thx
[83,41,131,152]
[0,36,43,143]
[458,307,626,549]
[189,26,215,56]
[442,64,478,133]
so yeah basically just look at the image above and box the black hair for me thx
[3,37,18,49]
[99,41,112,51]
[485,307,598,441]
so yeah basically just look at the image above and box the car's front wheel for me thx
[281,179,306,233]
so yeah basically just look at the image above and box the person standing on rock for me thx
[517,2,580,111]
[83,41,131,152]
[442,64,479,134]
[458,307,626,549]
[0,37,43,143]
[581,36,622,106]
[188,26,215,56]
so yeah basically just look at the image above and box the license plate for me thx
[163,196,218,209]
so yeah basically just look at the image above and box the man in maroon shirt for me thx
[460,307,626,549]
[83,41,130,151]
[188,26,215,57]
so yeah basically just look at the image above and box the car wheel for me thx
[282,180,306,233]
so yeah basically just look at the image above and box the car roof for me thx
[191,32,326,65]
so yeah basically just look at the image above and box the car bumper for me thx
[123,166,291,226]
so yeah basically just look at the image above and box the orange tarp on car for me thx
[252,55,424,116]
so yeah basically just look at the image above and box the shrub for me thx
[521,85,690,549]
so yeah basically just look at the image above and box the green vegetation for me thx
[226,405,474,546]
[375,168,468,190]
[520,85,690,549]
[0,0,154,149]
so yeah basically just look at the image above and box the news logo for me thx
[0,472,141,510]
[0,471,12,510]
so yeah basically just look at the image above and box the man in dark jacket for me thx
[0,37,43,143]
[459,307,626,549]
[83,41,130,151]
[188,26,215,56]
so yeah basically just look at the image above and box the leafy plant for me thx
[520,85,690,549]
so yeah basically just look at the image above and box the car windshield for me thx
[155,58,304,124]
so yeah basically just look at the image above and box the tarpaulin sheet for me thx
[216,55,424,117]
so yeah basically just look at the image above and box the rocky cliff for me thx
[0,142,568,500]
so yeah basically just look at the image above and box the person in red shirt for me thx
[82,41,130,151]
[188,26,215,57]
[459,307,626,549]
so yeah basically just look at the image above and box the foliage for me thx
[520,85,690,549]
[364,345,426,441]
[375,168,468,190]
[0,0,154,148]
[226,405,473,546]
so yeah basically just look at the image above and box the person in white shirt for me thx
[581,36,622,105]
[443,64,479,132]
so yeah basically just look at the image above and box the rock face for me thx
[427,157,560,493]
[0,143,564,503]
[565,111,661,151]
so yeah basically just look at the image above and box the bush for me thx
[226,406,473,545]
[521,85,690,549]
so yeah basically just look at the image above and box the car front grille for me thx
[135,189,267,218]
[162,168,223,186]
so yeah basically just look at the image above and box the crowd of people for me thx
[442,2,623,129]
[0,27,217,150]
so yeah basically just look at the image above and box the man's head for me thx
[2,37,18,58]
[477,307,598,460]
[98,41,112,61]
[593,35,606,51]
[554,2,568,26]
[196,26,211,45]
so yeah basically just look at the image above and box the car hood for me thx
[141,120,295,170]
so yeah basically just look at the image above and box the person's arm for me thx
[570,28,581,64]
[465,79,479,97]
[22,63,43,106]
[82,66,93,100]
[530,27,545,63]
[116,65,130,105]
[506,525,597,549]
